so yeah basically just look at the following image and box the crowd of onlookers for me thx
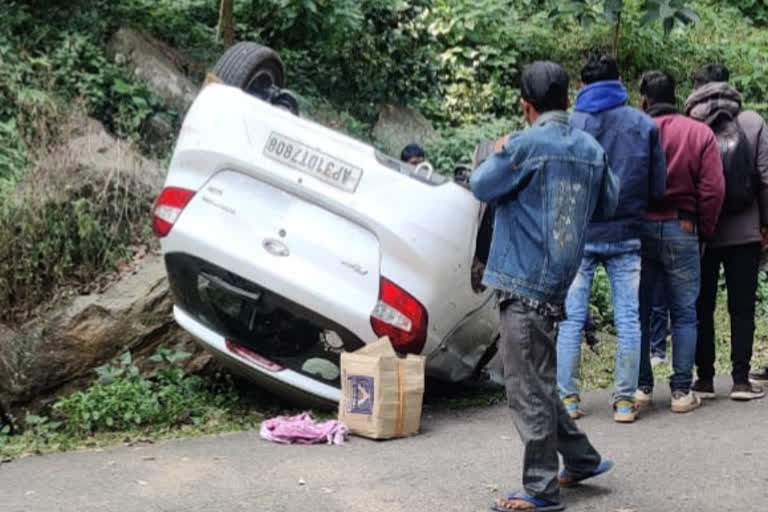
[459,52,768,511]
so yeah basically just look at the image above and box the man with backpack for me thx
[685,63,768,401]
[635,70,725,412]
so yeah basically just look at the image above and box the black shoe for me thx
[730,383,766,401]
[749,368,768,384]
[691,379,716,399]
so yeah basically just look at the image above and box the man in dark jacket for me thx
[686,63,768,400]
[471,60,617,512]
[636,70,725,412]
[557,52,667,423]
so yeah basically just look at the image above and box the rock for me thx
[34,113,166,193]
[371,103,440,156]
[107,28,200,113]
[141,114,175,153]
[0,255,212,418]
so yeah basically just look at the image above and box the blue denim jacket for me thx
[470,111,619,305]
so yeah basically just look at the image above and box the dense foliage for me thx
[4,0,768,324]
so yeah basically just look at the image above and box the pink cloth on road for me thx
[260,413,349,446]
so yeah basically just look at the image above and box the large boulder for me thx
[371,103,440,156]
[35,113,166,192]
[107,27,200,113]
[0,114,210,420]
[0,254,211,417]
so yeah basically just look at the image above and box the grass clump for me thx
[0,349,265,459]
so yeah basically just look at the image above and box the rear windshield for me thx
[374,150,449,186]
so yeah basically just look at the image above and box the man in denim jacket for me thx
[557,52,667,423]
[471,61,618,512]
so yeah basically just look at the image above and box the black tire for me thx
[212,42,285,94]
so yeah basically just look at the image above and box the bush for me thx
[54,350,237,433]
[0,170,152,323]
[426,117,526,173]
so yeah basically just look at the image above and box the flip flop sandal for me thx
[559,460,614,487]
[490,492,565,511]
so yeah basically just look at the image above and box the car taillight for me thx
[370,277,428,354]
[152,187,195,237]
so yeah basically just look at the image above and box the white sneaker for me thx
[635,387,652,408]
[671,390,702,413]
[651,355,666,368]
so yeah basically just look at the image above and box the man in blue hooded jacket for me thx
[556,52,667,423]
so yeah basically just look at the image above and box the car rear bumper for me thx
[174,305,341,405]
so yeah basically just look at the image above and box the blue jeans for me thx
[557,239,642,403]
[649,280,669,358]
[638,221,700,392]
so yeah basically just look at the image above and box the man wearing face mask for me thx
[471,60,618,512]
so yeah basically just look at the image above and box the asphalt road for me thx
[2,376,766,512]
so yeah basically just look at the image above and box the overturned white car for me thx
[153,43,500,405]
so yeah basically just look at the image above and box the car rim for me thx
[246,65,279,94]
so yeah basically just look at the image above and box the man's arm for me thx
[649,124,667,200]
[754,119,768,228]
[696,130,725,239]
[470,135,534,203]
[592,155,620,221]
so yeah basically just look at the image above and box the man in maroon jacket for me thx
[635,70,725,411]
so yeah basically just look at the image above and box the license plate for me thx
[263,132,363,193]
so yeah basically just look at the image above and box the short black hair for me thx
[693,63,730,89]
[400,143,425,162]
[640,70,676,105]
[581,50,620,84]
[520,61,569,113]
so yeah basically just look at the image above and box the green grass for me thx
[580,300,768,392]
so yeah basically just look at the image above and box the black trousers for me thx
[499,301,601,503]
[696,243,761,385]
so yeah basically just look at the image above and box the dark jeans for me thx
[499,301,601,504]
[697,243,761,385]
[639,221,700,392]
[649,279,669,358]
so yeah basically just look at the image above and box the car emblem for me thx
[262,238,290,257]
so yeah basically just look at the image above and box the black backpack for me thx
[712,114,758,214]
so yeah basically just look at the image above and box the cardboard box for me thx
[338,337,425,440]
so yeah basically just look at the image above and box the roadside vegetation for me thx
[3,0,768,455]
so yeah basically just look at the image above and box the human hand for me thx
[494,135,510,153]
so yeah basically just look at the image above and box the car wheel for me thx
[212,42,285,94]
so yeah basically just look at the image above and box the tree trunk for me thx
[217,0,234,47]
[612,11,622,59]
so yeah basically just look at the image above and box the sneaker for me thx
[651,355,666,368]
[730,383,766,401]
[749,368,768,385]
[691,379,716,399]
[670,390,702,413]
[563,395,583,419]
[634,387,653,408]
[613,399,637,423]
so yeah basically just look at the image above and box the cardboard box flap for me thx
[353,336,398,357]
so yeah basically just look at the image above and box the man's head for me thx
[693,63,730,89]
[400,143,425,165]
[639,70,676,111]
[580,51,620,85]
[519,61,570,125]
